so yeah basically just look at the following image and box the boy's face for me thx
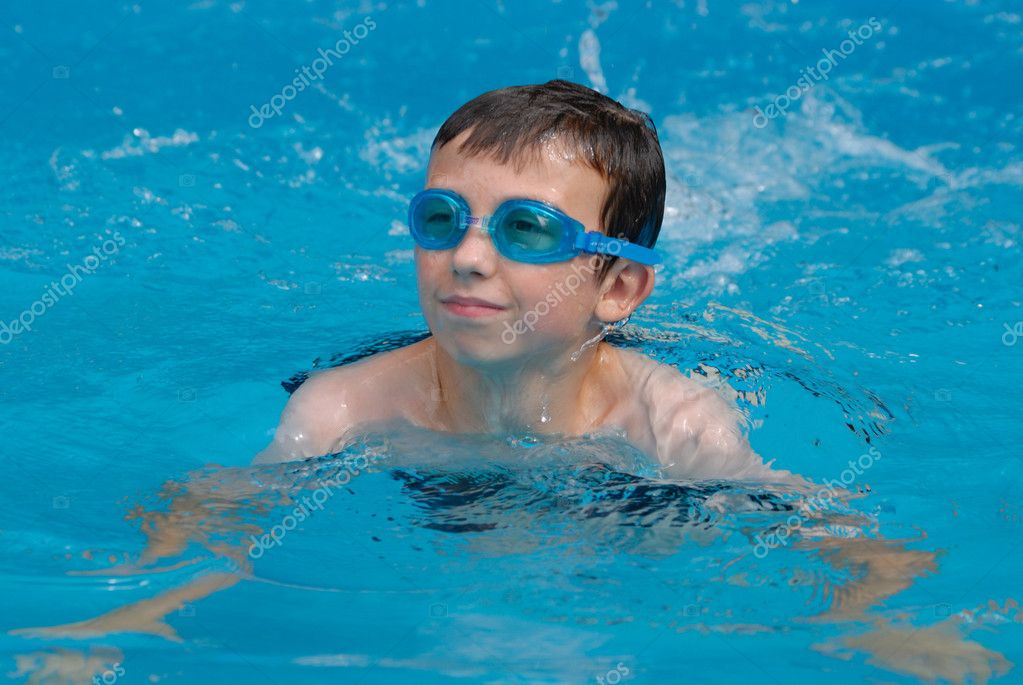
[416,129,614,367]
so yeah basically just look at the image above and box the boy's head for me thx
[428,79,665,283]
[413,80,666,365]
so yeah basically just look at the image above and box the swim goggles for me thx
[408,188,662,266]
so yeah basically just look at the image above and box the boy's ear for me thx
[594,260,656,324]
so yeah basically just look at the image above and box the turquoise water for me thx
[1,1,1021,683]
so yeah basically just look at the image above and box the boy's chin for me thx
[433,328,580,368]
[433,330,522,367]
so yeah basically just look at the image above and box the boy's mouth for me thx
[440,295,506,318]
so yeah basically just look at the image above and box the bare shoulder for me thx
[252,340,433,464]
[610,346,714,412]
[612,347,791,482]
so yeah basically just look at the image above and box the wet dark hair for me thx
[430,79,666,281]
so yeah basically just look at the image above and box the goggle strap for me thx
[614,241,662,266]
[576,231,662,266]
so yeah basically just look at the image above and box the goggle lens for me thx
[412,194,461,246]
[499,207,562,254]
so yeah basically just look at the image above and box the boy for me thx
[255,80,792,483]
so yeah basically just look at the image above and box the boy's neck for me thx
[424,336,621,437]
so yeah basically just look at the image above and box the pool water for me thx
[1,1,1021,683]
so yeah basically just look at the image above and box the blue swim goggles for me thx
[408,188,662,266]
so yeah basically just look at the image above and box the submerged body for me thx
[254,336,792,483]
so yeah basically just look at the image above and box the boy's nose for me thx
[450,221,499,276]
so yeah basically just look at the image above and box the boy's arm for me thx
[253,369,358,464]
